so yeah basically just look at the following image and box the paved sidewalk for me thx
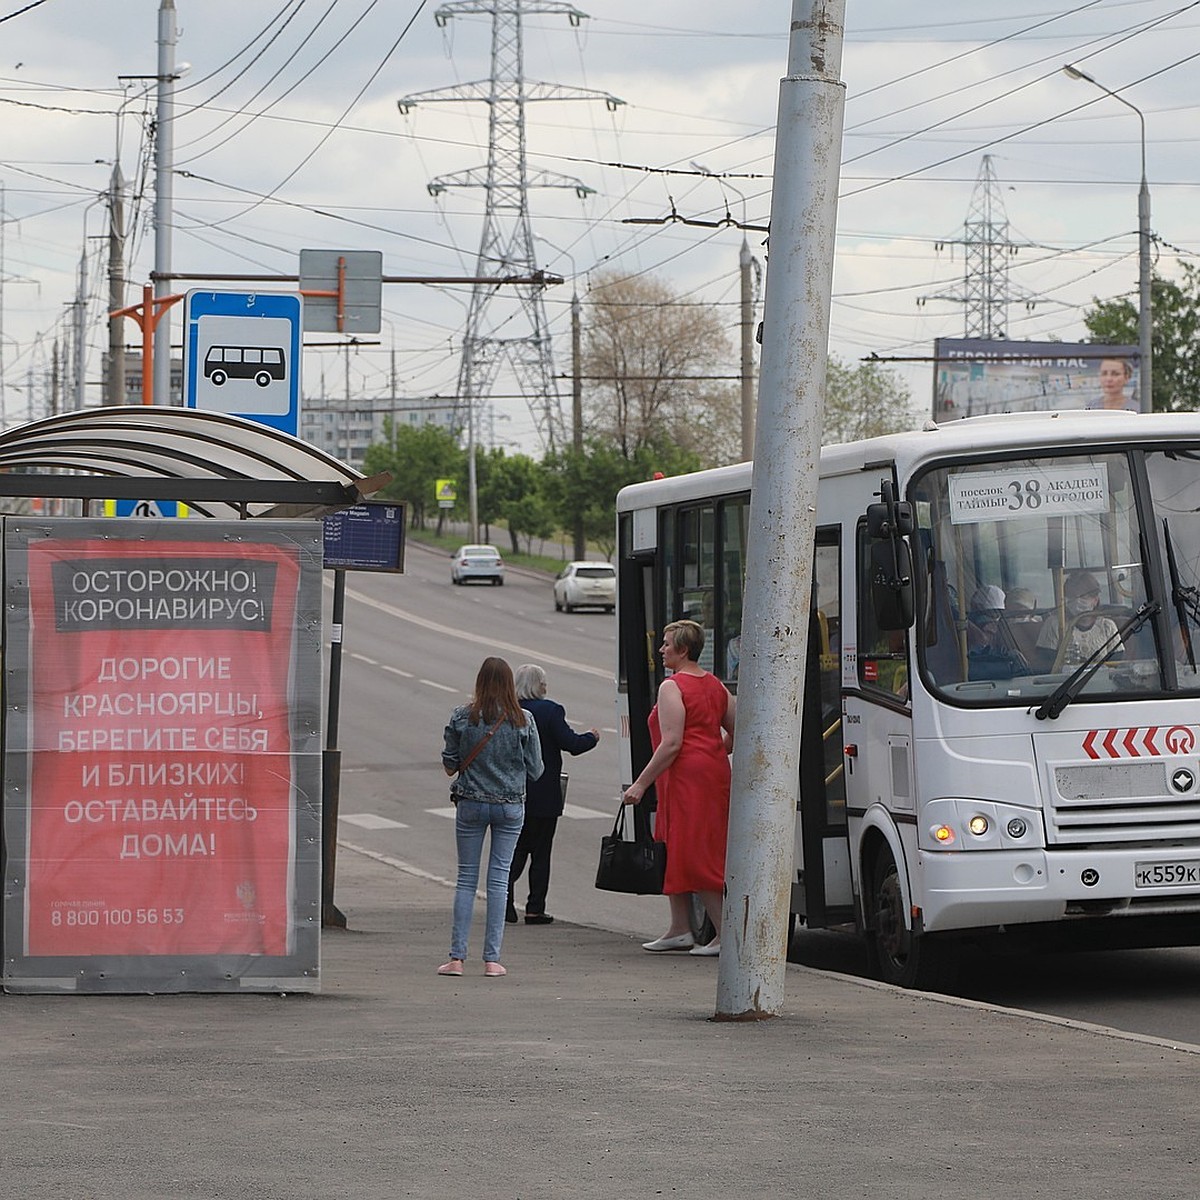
[2,844,1197,1200]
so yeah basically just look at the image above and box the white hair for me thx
[514,663,548,700]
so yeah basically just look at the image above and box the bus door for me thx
[794,529,854,927]
[841,490,916,921]
[617,509,660,790]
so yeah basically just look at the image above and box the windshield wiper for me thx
[1163,518,1198,672]
[1034,601,1161,721]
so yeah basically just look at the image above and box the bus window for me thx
[1147,448,1200,691]
[912,452,1161,703]
[858,522,909,701]
[720,498,749,684]
[678,505,716,671]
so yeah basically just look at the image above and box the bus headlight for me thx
[920,799,1043,851]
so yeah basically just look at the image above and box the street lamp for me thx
[1063,63,1152,413]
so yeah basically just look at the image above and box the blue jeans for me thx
[450,799,525,962]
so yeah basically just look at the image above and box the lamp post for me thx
[1063,64,1152,413]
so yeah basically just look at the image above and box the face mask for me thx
[1068,595,1099,618]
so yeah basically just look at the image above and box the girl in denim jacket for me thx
[439,656,543,977]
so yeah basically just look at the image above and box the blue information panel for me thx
[183,290,303,437]
[322,502,405,573]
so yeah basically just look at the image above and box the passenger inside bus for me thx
[1035,571,1122,671]
[966,585,1005,649]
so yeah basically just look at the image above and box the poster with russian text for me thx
[2,519,323,993]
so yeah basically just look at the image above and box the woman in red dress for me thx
[622,619,735,956]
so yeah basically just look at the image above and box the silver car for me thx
[554,561,616,613]
[451,544,505,586]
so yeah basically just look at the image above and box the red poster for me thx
[24,539,301,957]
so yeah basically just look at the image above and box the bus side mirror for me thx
[871,539,914,630]
[866,498,915,539]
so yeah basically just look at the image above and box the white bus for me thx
[615,410,1200,988]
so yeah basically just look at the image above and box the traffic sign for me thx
[435,478,457,509]
[103,499,189,518]
[299,250,382,334]
[183,290,303,437]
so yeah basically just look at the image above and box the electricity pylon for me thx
[920,155,1036,339]
[399,0,622,486]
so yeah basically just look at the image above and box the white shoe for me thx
[688,940,720,957]
[642,933,695,952]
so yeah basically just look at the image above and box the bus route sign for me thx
[183,290,303,438]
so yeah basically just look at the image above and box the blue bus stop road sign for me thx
[184,291,302,437]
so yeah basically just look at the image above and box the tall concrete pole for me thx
[153,0,178,405]
[75,245,88,410]
[715,0,846,1020]
[107,162,126,406]
[571,289,585,560]
[739,236,756,460]
[1137,164,1152,412]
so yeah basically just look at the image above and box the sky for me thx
[1,0,1198,451]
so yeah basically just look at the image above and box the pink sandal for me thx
[484,962,507,978]
[437,959,464,976]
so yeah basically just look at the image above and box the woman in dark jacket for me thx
[507,663,601,925]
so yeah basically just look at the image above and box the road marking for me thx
[340,812,408,830]
[344,583,614,681]
[420,678,458,693]
[349,652,378,666]
[380,664,414,678]
[561,803,612,820]
[428,804,608,821]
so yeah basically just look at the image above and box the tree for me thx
[1083,265,1200,412]
[362,421,463,530]
[821,355,919,445]
[583,271,740,465]
[476,449,555,554]
[544,440,705,560]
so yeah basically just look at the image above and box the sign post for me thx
[318,503,406,927]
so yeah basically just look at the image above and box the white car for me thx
[554,561,616,613]
[451,544,505,585]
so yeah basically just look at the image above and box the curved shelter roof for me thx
[0,407,383,519]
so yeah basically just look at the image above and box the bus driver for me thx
[1035,571,1120,669]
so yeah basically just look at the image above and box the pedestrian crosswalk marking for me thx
[561,803,611,820]
[340,813,409,830]
[426,803,610,821]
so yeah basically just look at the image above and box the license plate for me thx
[1134,861,1200,888]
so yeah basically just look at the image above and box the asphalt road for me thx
[330,539,1200,1046]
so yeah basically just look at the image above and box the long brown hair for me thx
[467,656,526,727]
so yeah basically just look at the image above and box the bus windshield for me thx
[911,448,1200,706]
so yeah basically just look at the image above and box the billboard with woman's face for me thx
[933,339,1141,421]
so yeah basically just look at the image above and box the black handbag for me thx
[595,801,666,895]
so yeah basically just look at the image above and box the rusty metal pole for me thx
[715,0,847,1020]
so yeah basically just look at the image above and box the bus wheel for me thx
[210,370,227,387]
[255,371,272,387]
[867,846,952,990]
